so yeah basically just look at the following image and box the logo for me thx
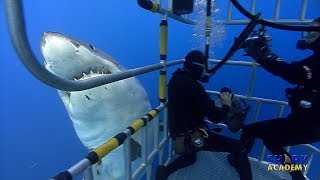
[266,154,308,172]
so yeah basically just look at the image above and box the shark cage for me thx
[4,0,320,180]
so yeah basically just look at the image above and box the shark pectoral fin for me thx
[130,139,141,161]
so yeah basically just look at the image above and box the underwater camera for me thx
[172,0,194,15]
[238,25,272,51]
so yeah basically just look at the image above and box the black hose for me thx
[206,13,261,76]
[230,0,320,32]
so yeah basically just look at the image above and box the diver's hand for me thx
[219,92,232,107]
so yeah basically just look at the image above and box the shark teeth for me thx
[72,67,111,81]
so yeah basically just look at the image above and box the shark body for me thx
[40,32,151,179]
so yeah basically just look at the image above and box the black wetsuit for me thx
[168,68,227,137]
[159,68,252,180]
[241,53,320,180]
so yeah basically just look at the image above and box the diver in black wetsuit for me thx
[155,50,252,180]
[240,17,320,180]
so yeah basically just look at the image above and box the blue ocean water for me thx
[1,1,319,180]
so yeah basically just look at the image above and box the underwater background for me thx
[1,0,319,179]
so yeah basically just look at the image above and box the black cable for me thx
[206,13,261,76]
[230,0,320,32]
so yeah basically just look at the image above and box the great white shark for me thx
[40,32,153,179]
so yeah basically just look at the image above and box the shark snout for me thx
[40,32,49,48]
[41,32,67,48]
[40,32,55,48]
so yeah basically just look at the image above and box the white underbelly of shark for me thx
[40,32,152,179]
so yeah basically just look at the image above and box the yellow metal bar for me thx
[159,21,168,56]
[89,108,159,160]
[93,138,119,160]
[159,19,168,102]
[159,73,166,100]
[148,109,158,118]
[131,119,145,132]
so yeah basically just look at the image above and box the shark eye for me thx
[89,44,95,50]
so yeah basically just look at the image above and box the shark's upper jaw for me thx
[40,32,122,81]
[70,66,111,81]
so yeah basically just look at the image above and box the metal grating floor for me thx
[167,151,295,180]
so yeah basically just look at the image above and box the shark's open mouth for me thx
[41,32,122,82]
[72,66,111,81]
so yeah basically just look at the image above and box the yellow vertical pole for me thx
[159,19,168,103]
[158,16,168,167]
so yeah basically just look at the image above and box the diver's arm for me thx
[207,91,232,123]
[190,81,225,123]
[244,35,313,85]
[256,55,312,85]
[207,99,230,123]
